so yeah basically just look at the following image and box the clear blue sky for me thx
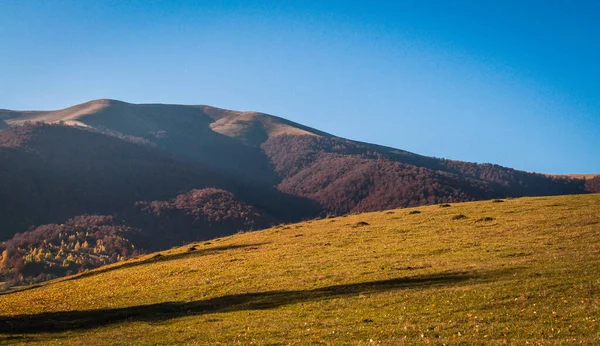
[1,0,598,174]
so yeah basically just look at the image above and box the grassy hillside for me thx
[1,194,599,345]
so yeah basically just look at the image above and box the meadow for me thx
[1,194,599,345]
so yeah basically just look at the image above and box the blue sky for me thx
[1,0,598,173]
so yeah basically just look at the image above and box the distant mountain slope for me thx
[4,99,329,143]
[262,135,584,214]
[4,99,329,186]
[3,99,588,216]
[0,123,216,239]
[0,123,314,241]
[546,174,600,193]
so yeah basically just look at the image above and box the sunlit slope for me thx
[1,194,599,345]
[4,99,328,145]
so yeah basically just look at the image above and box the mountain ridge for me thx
[0,99,595,288]
[2,99,593,212]
[3,99,331,144]
[5,99,595,177]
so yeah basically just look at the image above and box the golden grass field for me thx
[1,194,599,345]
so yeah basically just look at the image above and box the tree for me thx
[0,249,9,270]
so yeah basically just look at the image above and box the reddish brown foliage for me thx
[585,176,600,193]
[262,135,585,214]
[131,188,275,248]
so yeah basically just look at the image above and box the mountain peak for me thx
[3,100,331,146]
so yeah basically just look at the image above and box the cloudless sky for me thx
[1,0,598,173]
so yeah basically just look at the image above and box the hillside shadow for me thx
[0,271,484,334]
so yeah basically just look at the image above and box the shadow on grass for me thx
[0,243,267,297]
[1,271,485,334]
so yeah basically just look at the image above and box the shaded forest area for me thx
[0,123,315,241]
[585,176,600,193]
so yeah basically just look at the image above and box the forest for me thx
[262,135,586,214]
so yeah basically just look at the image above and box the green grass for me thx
[1,194,599,345]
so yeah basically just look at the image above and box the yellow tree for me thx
[0,249,8,270]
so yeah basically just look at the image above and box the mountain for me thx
[3,99,327,186]
[262,135,587,214]
[0,123,219,240]
[0,99,593,287]
[4,99,589,208]
[0,122,315,240]
[1,194,599,344]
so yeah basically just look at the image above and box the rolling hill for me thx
[1,194,599,344]
[0,99,595,287]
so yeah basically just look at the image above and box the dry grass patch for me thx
[1,195,599,345]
